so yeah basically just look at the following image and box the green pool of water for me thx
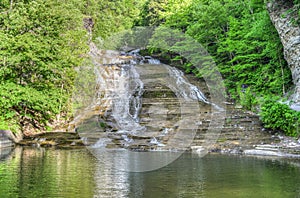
[0,147,299,198]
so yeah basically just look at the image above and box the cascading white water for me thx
[146,58,161,65]
[75,47,210,149]
[110,64,145,133]
[165,66,209,103]
[103,53,209,135]
[92,50,165,135]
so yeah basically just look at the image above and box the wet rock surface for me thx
[75,76,300,158]
[18,132,84,148]
[183,69,300,158]
[76,48,300,157]
[202,105,300,157]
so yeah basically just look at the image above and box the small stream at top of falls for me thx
[75,47,212,151]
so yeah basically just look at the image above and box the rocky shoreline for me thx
[1,126,297,159]
[1,129,299,160]
[204,134,300,158]
[17,132,84,148]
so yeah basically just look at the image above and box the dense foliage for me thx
[0,0,89,132]
[76,0,143,39]
[260,98,300,137]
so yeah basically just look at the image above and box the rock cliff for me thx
[267,0,300,105]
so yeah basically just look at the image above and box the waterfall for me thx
[92,50,165,135]
[109,64,145,133]
[165,66,209,103]
[75,47,210,151]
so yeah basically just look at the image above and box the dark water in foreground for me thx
[0,147,299,198]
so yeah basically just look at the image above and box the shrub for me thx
[260,98,300,137]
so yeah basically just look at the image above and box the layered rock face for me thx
[267,0,300,104]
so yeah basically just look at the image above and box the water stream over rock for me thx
[73,46,212,152]
[70,44,300,158]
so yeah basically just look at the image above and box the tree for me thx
[82,0,142,39]
[0,0,88,132]
[138,0,170,26]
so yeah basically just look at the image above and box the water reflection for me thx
[93,151,130,198]
[126,154,300,198]
[127,157,207,198]
[0,147,96,198]
[0,147,299,198]
[90,148,184,172]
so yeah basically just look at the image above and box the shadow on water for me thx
[0,147,299,198]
